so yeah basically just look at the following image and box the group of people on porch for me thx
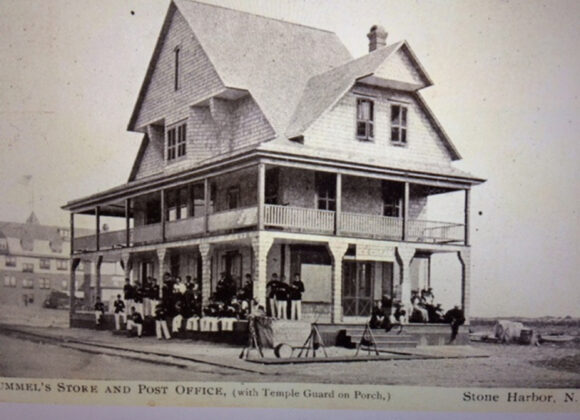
[94,270,305,339]
[369,287,457,332]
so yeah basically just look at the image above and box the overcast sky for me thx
[0,0,578,317]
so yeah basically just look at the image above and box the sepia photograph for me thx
[0,0,578,413]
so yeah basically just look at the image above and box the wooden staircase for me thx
[344,326,418,350]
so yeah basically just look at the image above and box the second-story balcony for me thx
[70,161,473,254]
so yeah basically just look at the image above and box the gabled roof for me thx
[128,0,352,134]
[285,40,461,160]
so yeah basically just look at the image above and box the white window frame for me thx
[166,122,187,162]
[356,98,374,141]
[390,104,408,145]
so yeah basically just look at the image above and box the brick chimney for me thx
[367,25,388,52]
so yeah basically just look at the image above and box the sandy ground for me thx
[0,304,579,387]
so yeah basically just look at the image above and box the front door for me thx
[342,261,373,316]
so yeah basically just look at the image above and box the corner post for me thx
[327,239,349,323]
[204,178,210,234]
[458,249,471,324]
[69,258,80,325]
[464,188,471,246]
[157,248,168,298]
[402,182,409,241]
[95,206,101,251]
[160,189,166,242]
[396,246,415,311]
[125,199,131,247]
[335,173,342,235]
[199,243,213,307]
[257,162,265,230]
[251,233,273,308]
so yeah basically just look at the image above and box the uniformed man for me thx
[123,278,135,312]
[275,276,290,320]
[113,294,126,330]
[94,296,105,326]
[289,273,305,320]
[154,302,171,340]
[126,306,144,337]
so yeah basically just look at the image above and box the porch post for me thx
[70,213,75,255]
[69,257,80,324]
[396,246,415,310]
[82,259,92,308]
[464,188,471,246]
[157,248,168,295]
[160,189,166,242]
[335,173,342,235]
[457,249,471,324]
[95,255,103,300]
[257,162,265,230]
[199,243,213,307]
[327,239,349,323]
[251,233,273,308]
[204,178,210,234]
[125,199,131,247]
[427,254,432,289]
[95,206,101,251]
[402,182,409,241]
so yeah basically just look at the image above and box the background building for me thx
[0,212,123,309]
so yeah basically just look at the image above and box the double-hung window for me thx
[167,123,187,161]
[167,187,189,221]
[316,172,336,211]
[391,105,408,145]
[39,259,51,270]
[39,278,50,289]
[356,99,374,141]
[382,181,403,218]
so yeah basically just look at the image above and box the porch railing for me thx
[208,206,258,232]
[133,223,162,245]
[264,204,335,234]
[166,216,205,240]
[407,219,464,244]
[341,212,403,240]
[74,229,131,252]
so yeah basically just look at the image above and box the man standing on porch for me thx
[266,273,280,318]
[289,273,305,320]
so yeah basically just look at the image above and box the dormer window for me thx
[391,104,408,145]
[356,99,374,141]
[166,123,186,161]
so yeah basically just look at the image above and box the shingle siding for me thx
[133,8,225,130]
[304,85,453,167]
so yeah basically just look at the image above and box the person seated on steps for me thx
[94,296,105,327]
[126,306,144,337]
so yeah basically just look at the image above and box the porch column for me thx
[204,178,210,234]
[257,162,265,230]
[427,254,432,289]
[251,233,273,308]
[402,182,409,241]
[157,248,168,297]
[70,213,75,255]
[464,188,471,246]
[95,255,103,300]
[396,246,415,310]
[160,189,166,242]
[69,257,80,323]
[327,239,349,323]
[82,259,92,308]
[199,243,213,307]
[457,249,471,324]
[95,206,101,251]
[125,199,131,247]
[335,173,342,235]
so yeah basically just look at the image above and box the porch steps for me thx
[344,328,418,349]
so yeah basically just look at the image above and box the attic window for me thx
[391,105,408,145]
[166,123,186,161]
[356,99,374,141]
[174,47,180,90]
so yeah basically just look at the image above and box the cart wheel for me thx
[274,343,293,358]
